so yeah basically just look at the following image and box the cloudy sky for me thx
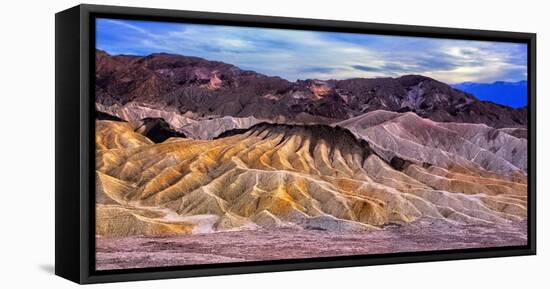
[96,18,527,84]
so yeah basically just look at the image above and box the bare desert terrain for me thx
[96,219,527,270]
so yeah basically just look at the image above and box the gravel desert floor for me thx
[96,219,527,270]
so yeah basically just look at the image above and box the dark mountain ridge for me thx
[96,49,527,128]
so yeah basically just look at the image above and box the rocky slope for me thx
[336,110,527,175]
[97,102,265,140]
[95,120,527,237]
[96,50,527,129]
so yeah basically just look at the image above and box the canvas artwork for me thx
[94,18,529,270]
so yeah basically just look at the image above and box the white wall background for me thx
[0,0,547,287]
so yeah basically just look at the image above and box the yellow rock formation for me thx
[95,120,528,236]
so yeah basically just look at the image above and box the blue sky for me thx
[96,18,527,85]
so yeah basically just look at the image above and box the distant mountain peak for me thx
[451,80,527,108]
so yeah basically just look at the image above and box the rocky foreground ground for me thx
[96,219,527,270]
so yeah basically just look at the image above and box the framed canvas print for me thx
[55,4,536,284]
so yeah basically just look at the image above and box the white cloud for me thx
[97,19,528,84]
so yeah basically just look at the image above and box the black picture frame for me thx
[55,4,537,284]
